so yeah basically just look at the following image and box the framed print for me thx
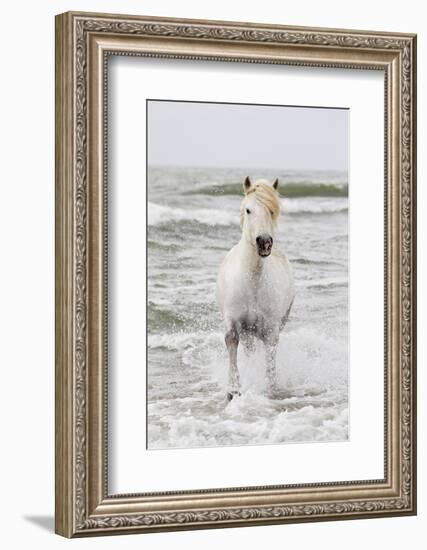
[55,11,417,537]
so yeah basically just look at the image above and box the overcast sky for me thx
[147,100,348,172]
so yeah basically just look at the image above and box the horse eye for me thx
[246,208,251,214]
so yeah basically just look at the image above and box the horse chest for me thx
[242,277,275,322]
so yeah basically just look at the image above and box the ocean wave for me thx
[148,202,236,226]
[299,276,348,289]
[148,302,187,332]
[149,326,348,390]
[148,396,348,449]
[147,325,348,449]
[148,198,347,227]
[292,257,342,266]
[184,181,348,198]
[148,331,222,349]
[282,198,347,214]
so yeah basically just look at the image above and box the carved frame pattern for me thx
[55,11,416,537]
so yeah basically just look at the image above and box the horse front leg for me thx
[266,344,278,389]
[225,323,241,401]
[264,331,280,393]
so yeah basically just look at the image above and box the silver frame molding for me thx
[55,11,417,538]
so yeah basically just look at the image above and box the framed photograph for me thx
[55,11,417,537]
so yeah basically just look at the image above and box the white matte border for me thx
[108,57,384,494]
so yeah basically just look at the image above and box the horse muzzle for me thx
[256,234,273,257]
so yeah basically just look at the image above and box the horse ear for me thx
[272,178,279,190]
[243,176,252,194]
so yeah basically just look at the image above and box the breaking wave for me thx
[282,198,348,215]
[184,181,348,198]
[148,202,236,226]
[148,199,347,227]
[147,327,348,449]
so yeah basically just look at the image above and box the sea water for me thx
[147,166,348,450]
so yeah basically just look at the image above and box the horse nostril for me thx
[256,235,273,248]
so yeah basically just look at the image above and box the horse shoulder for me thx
[217,246,241,295]
[271,247,290,266]
[216,245,253,319]
[273,249,294,279]
[259,249,294,315]
[217,245,240,282]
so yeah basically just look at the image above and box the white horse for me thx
[216,177,295,401]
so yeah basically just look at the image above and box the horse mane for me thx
[240,180,281,229]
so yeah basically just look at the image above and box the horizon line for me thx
[147,163,348,173]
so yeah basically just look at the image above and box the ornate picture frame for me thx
[55,11,417,537]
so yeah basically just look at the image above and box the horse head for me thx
[240,176,280,258]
